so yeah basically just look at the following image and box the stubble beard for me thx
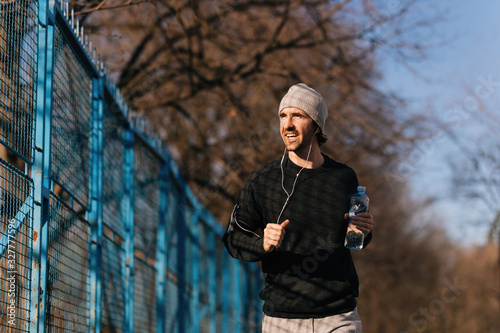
[283,129,315,156]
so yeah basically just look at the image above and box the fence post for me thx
[191,211,200,333]
[156,162,168,333]
[88,76,104,332]
[208,230,216,333]
[233,261,242,333]
[122,129,135,332]
[30,1,54,331]
[177,187,186,333]
[222,254,230,333]
[254,269,263,332]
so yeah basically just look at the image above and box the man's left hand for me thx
[345,212,374,236]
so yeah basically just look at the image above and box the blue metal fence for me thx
[0,1,263,332]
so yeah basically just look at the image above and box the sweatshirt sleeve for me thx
[222,176,268,262]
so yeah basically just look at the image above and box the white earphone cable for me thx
[276,129,316,224]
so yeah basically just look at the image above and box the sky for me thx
[379,0,500,246]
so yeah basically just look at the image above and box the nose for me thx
[281,115,294,130]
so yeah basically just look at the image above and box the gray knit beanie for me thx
[278,83,328,132]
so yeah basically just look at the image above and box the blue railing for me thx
[0,1,263,332]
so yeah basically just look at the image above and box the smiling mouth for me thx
[285,133,298,139]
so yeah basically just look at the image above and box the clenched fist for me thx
[263,219,290,252]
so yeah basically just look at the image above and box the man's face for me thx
[279,107,317,153]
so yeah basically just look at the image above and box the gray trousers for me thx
[262,307,362,333]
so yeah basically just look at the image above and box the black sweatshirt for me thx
[222,153,372,318]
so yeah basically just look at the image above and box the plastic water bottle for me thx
[344,186,369,250]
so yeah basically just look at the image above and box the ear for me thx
[313,123,320,134]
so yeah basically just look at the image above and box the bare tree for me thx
[439,86,500,319]
[449,138,500,245]
[444,89,500,246]
[73,0,440,223]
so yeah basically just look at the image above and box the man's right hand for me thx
[263,219,290,252]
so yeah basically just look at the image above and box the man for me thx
[222,83,374,332]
